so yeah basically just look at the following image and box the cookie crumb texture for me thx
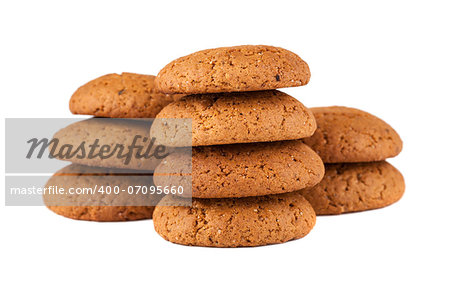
[302,106,403,163]
[155,90,316,146]
[300,161,405,215]
[155,45,310,94]
[154,140,324,198]
[69,73,182,118]
[153,192,316,247]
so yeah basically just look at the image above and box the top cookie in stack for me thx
[155,45,310,95]
[152,45,323,247]
[70,72,183,118]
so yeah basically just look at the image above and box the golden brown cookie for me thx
[151,90,316,146]
[299,161,405,215]
[154,140,325,198]
[44,164,159,221]
[155,45,310,94]
[153,191,316,247]
[302,106,403,163]
[52,118,171,170]
[69,73,183,118]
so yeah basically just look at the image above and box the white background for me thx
[1,0,449,288]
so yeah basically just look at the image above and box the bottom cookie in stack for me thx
[301,106,405,215]
[153,191,316,247]
[300,161,404,215]
[44,164,160,222]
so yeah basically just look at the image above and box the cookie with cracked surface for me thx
[44,164,159,221]
[153,191,316,247]
[299,161,405,215]
[302,106,403,163]
[155,45,310,94]
[69,73,183,118]
[52,118,171,170]
[154,140,325,198]
[151,90,316,146]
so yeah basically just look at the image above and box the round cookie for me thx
[299,161,405,215]
[302,106,403,163]
[151,90,316,146]
[44,164,159,221]
[153,191,316,247]
[155,45,310,94]
[69,73,183,118]
[154,140,325,198]
[53,118,171,170]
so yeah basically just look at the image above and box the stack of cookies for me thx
[301,106,405,214]
[44,73,181,221]
[41,44,405,248]
[150,45,325,247]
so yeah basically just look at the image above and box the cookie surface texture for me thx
[154,140,324,198]
[155,45,310,94]
[70,73,182,118]
[153,191,316,247]
[299,161,405,215]
[302,106,402,163]
[152,90,316,146]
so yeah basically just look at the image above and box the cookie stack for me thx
[301,106,405,214]
[44,73,181,221]
[41,45,405,245]
[150,45,325,247]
